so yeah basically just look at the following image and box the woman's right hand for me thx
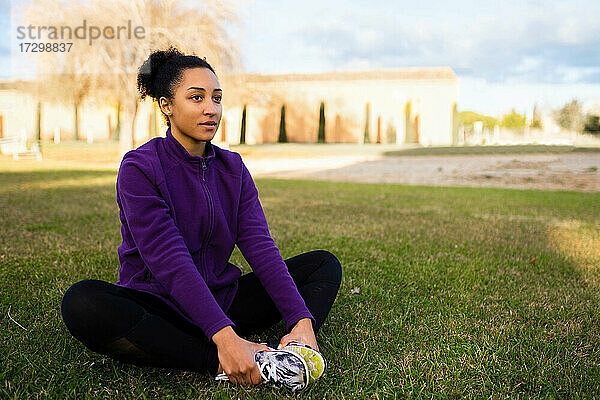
[212,326,271,385]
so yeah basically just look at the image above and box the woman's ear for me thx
[159,97,172,116]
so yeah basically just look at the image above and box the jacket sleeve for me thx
[236,158,315,331]
[116,152,234,340]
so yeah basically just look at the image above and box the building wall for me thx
[0,90,37,139]
[220,70,458,145]
[0,67,457,146]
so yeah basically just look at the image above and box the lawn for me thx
[34,140,600,164]
[1,158,600,399]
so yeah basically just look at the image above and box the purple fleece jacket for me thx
[115,127,314,340]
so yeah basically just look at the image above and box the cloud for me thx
[295,2,600,84]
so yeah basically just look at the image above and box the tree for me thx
[35,102,41,141]
[240,105,247,144]
[317,102,326,143]
[531,104,542,129]
[458,111,498,130]
[404,101,414,143]
[363,102,371,144]
[21,0,239,154]
[278,105,287,143]
[385,122,396,144]
[584,114,600,134]
[113,102,121,141]
[500,109,527,129]
[554,99,585,132]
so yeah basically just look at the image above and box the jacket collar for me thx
[164,127,215,163]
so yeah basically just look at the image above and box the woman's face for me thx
[161,67,222,143]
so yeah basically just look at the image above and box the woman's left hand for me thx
[278,318,319,351]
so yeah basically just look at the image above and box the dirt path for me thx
[246,153,600,192]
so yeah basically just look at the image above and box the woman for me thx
[60,47,342,393]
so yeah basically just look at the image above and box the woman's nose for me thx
[204,99,217,115]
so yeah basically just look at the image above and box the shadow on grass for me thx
[1,171,600,398]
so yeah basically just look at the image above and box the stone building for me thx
[221,67,458,146]
[0,67,458,146]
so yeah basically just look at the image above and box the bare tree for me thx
[554,99,585,133]
[21,0,239,154]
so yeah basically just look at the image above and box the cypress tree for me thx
[35,101,41,141]
[318,102,326,143]
[363,102,371,143]
[73,102,79,141]
[278,105,287,142]
[113,102,120,141]
[404,101,413,143]
[240,105,247,144]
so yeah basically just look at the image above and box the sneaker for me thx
[214,349,309,393]
[255,350,309,392]
[282,342,326,383]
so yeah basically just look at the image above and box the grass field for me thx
[32,140,600,165]
[1,158,600,398]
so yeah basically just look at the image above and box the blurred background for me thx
[1,0,599,163]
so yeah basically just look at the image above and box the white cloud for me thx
[289,1,600,84]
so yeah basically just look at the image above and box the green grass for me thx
[30,140,600,165]
[1,160,600,399]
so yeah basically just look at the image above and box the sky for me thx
[2,0,599,117]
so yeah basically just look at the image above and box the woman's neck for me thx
[171,127,208,158]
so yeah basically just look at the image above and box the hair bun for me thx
[137,46,183,101]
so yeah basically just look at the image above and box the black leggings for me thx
[61,250,342,375]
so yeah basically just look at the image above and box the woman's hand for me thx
[278,318,319,351]
[212,326,271,385]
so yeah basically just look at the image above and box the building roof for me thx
[232,67,457,83]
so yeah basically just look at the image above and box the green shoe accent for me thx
[283,343,326,383]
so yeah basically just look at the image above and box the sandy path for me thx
[245,153,600,192]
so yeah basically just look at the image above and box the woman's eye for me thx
[191,95,203,101]
[214,96,222,102]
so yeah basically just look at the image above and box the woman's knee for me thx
[312,250,343,287]
[61,279,144,348]
[62,280,100,325]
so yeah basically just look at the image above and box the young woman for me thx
[60,47,342,392]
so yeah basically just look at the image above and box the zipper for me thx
[199,158,214,280]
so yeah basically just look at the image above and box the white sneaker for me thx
[214,349,309,393]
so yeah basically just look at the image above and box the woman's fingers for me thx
[251,366,262,385]
[277,334,293,349]
[256,343,271,352]
[218,340,273,386]
[249,343,269,385]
